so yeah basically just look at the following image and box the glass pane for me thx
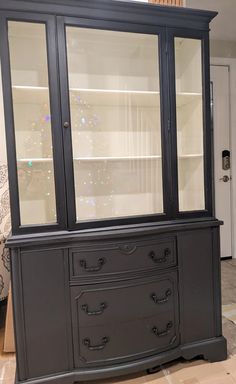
[8,21,57,225]
[175,38,205,211]
[66,27,163,221]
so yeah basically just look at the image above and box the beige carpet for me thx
[222,304,236,324]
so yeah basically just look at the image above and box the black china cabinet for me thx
[0,0,227,383]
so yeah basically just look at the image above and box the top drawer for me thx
[70,237,176,280]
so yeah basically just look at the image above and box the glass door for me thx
[60,21,166,226]
[1,15,66,232]
[171,32,211,216]
[8,21,56,225]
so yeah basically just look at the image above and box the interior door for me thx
[211,64,232,258]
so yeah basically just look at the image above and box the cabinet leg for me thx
[203,338,228,362]
[147,366,161,374]
[182,336,228,363]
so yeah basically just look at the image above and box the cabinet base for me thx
[15,336,227,384]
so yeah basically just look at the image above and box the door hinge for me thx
[168,119,171,131]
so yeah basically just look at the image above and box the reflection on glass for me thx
[175,38,205,211]
[66,27,163,221]
[8,21,57,225]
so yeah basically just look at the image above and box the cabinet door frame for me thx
[57,16,172,230]
[0,11,67,234]
[167,28,213,219]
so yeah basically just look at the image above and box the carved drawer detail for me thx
[70,237,176,281]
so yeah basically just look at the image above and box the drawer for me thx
[71,273,179,367]
[75,313,179,367]
[70,237,176,280]
[71,273,177,327]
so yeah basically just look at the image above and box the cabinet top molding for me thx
[6,218,222,248]
[0,0,217,30]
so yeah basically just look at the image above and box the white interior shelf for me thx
[18,158,53,162]
[73,155,161,161]
[12,85,201,108]
[178,154,203,159]
[17,154,204,163]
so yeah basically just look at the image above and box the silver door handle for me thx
[219,175,231,182]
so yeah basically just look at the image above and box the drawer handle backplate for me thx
[149,248,171,264]
[83,336,109,351]
[81,302,107,316]
[118,244,137,255]
[152,321,173,337]
[79,257,106,272]
[151,289,172,305]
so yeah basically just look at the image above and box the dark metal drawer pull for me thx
[79,257,106,272]
[149,248,171,264]
[81,302,107,316]
[83,336,109,351]
[152,321,173,337]
[151,289,172,304]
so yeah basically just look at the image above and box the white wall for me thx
[211,40,236,59]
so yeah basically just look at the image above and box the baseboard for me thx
[221,256,232,261]
[15,336,227,384]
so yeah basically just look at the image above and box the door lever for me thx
[219,175,231,182]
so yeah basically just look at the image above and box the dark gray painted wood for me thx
[178,229,215,343]
[20,249,72,378]
[71,274,179,367]
[6,218,222,248]
[71,274,176,328]
[181,336,227,362]
[10,224,226,384]
[13,338,227,384]
[10,249,28,380]
[70,237,176,280]
[212,227,223,336]
[78,313,178,366]
[0,0,217,31]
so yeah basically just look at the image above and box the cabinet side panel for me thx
[11,248,28,381]
[178,229,215,343]
[21,248,70,378]
[212,227,223,336]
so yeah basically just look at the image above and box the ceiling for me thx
[186,0,236,42]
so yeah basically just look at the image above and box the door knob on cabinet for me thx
[219,175,231,182]
[63,121,70,128]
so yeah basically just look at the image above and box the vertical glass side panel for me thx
[8,21,57,225]
[66,27,163,221]
[175,37,205,211]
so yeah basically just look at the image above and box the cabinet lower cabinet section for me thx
[10,223,227,384]
[71,274,179,366]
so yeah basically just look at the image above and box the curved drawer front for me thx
[71,273,179,367]
[70,237,176,280]
[76,313,178,367]
[71,274,177,327]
